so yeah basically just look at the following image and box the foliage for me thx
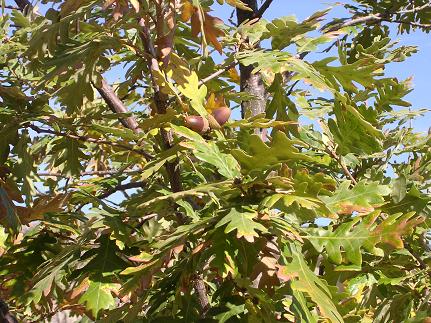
[0,0,430,321]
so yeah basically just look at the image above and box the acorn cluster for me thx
[184,106,231,133]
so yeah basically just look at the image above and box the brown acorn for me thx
[211,106,231,126]
[184,115,209,133]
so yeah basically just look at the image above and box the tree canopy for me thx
[1,0,431,321]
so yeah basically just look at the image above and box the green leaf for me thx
[263,10,329,50]
[214,303,246,322]
[237,50,330,91]
[0,186,20,231]
[305,211,424,266]
[80,235,127,276]
[320,180,391,216]
[328,94,383,155]
[173,125,241,178]
[51,137,87,176]
[216,207,267,242]
[177,71,208,117]
[0,225,8,250]
[13,133,37,203]
[30,255,73,303]
[79,280,117,317]
[313,56,382,92]
[231,131,316,172]
[279,244,343,323]
[305,213,378,266]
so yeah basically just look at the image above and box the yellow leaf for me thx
[228,67,240,83]
[181,0,194,22]
[177,72,208,116]
[129,0,139,12]
[205,93,226,112]
[225,0,253,11]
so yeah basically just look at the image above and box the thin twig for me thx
[325,2,431,32]
[286,80,300,96]
[97,181,146,199]
[3,5,20,9]
[390,19,431,28]
[326,147,358,185]
[398,2,431,14]
[28,124,153,160]
[198,61,237,85]
[405,243,428,271]
[37,169,141,177]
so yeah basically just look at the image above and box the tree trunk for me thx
[236,0,266,120]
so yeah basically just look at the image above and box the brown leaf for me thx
[172,243,184,255]
[18,193,70,224]
[192,241,211,255]
[339,204,374,215]
[69,278,90,300]
[191,8,224,53]
[1,178,23,203]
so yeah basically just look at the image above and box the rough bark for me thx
[236,0,266,119]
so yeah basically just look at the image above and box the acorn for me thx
[184,115,209,133]
[212,106,231,126]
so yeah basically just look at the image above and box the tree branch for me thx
[325,3,431,32]
[28,124,153,160]
[94,79,142,134]
[13,0,31,11]
[138,4,210,315]
[254,0,274,19]
[237,0,266,121]
[193,273,210,317]
[198,61,237,86]
[138,16,183,196]
[0,299,18,323]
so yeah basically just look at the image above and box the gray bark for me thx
[236,0,267,119]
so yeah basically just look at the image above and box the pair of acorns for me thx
[184,106,231,133]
